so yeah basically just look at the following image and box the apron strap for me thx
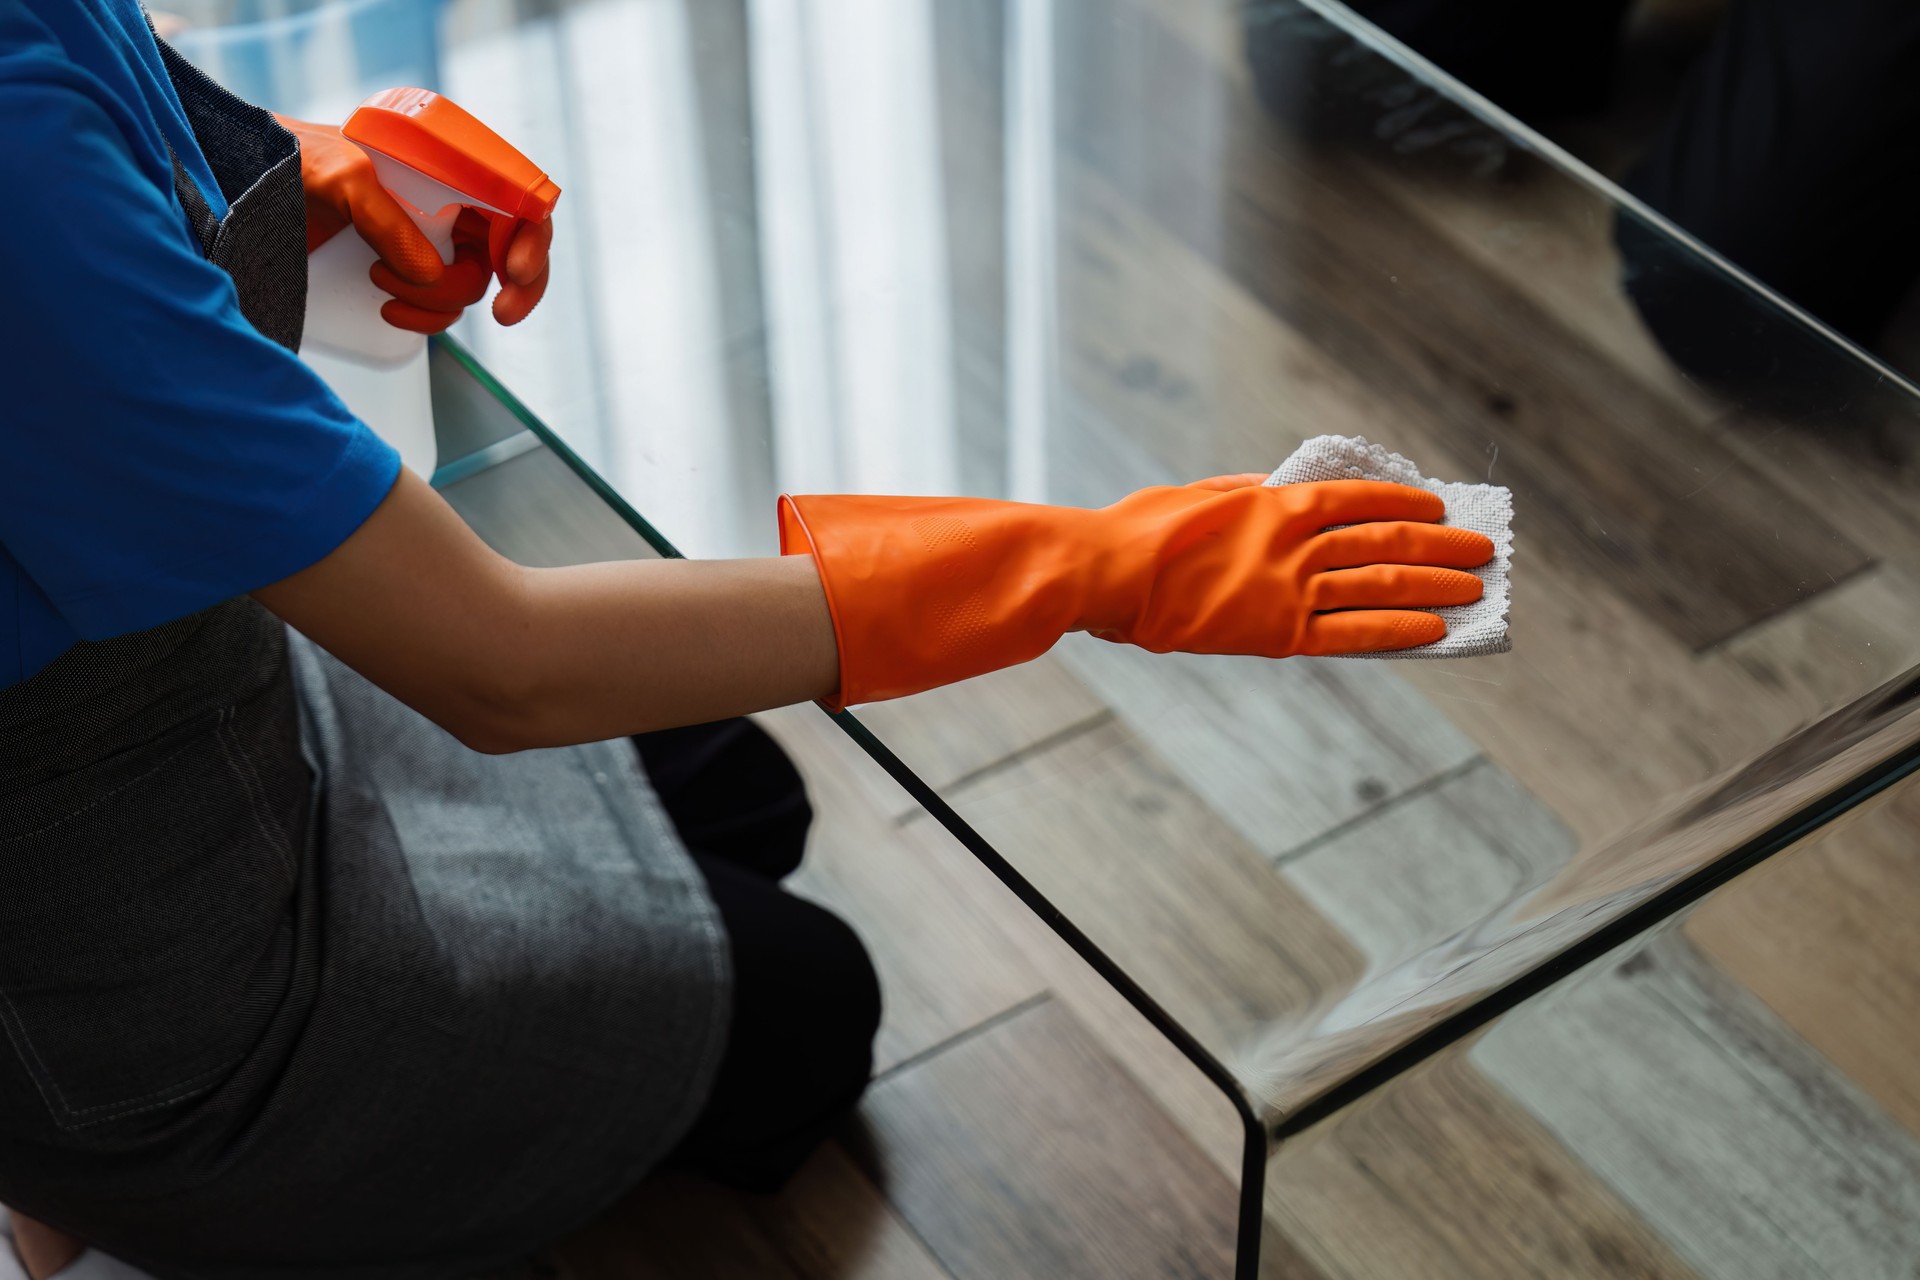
[163,136,222,261]
[149,31,310,352]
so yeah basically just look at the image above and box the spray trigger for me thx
[343,87,560,281]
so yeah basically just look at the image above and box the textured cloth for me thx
[1268,435,1513,658]
[152,36,310,352]
[0,608,731,1280]
[0,5,398,688]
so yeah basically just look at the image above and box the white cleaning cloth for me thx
[1267,434,1513,658]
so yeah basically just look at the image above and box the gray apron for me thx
[0,37,727,1280]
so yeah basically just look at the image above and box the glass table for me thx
[181,0,1920,1274]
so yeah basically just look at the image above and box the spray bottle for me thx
[300,88,560,478]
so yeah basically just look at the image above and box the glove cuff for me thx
[777,493,1089,710]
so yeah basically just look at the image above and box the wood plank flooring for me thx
[1049,637,1480,861]
[1266,1054,1699,1280]
[917,713,1367,1058]
[852,997,1243,1280]
[1474,928,1920,1280]
[558,1176,829,1280]
[761,704,1048,1073]
[1280,755,1576,967]
[1686,780,1920,1138]
[561,1153,951,1280]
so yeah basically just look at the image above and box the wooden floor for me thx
[439,0,1920,1275]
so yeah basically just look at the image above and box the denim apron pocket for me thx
[0,614,305,1135]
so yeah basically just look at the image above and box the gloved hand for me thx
[276,115,553,333]
[779,475,1495,710]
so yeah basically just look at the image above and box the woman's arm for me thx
[253,468,839,753]
[257,465,1496,756]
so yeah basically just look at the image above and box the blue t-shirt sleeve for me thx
[0,39,401,643]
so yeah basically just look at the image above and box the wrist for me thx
[1060,498,1154,640]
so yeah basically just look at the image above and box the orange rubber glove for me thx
[779,475,1495,710]
[277,115,553,333]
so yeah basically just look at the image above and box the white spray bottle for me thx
[299,88,560,478]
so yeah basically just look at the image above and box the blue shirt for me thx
[0,0,400,688]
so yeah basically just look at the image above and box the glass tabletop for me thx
[179,0,1920,1239]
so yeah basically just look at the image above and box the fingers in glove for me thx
[284,115,445,282]
[343,184,446,286]
[489,216,552,326]
[369,254,490,311]
[1299,610,1447,656]
[504,215,553,285]
[1310,565,1484,612]
[493,260,550,326]
[379,298,463,335]
[369,226,488,333]
[1288,479,1446,528]
[1306,520,1495,572]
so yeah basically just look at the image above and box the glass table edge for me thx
[430,335,684,562]
[430,334,1920,1142]
[1264,722,1920,1142]
[426,332,1273,1125]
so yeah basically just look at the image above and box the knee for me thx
[727,892,881,1087]
[663,873,881,1190]
[839,917,882,1049]
[803,906,883,1082]
[756,773,813,882]
[636,718,816,879]
[793,907,881,1113]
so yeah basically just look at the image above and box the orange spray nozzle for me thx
[343,87,560,280]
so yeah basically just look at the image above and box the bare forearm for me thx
[256,469,838,752]
[501,554,838,747]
